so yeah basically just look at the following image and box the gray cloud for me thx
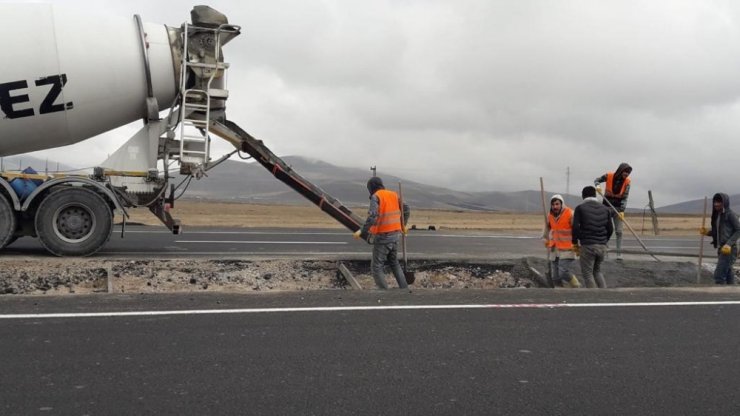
[20,0,740,208]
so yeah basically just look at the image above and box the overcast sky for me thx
[15,0,740,207]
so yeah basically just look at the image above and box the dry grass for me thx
[125,200,702,236]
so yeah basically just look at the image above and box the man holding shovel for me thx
[541,194,581,288]
[354,177,411,289]
[594,162,632,259]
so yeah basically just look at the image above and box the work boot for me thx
[568,275,581,288]
[584,277,597,288]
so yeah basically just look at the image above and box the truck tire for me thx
[34,187,113,256]
[0,193,17,250]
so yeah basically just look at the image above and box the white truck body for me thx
[0,3,177,156]
[0,3,363,257]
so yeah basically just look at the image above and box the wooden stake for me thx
[697,196,708,284]
[398,182,415,284]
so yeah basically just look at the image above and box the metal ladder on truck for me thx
[177,23,237,171]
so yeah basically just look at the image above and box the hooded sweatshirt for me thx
[360,177,410,243]
[541,194,571,237]
[709,193,740,248]
[541,194,575,255]
[594,162,632,212]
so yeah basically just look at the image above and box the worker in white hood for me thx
[542,194,581,288]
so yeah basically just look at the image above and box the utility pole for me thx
[566,166,570,196]
[370,166,376,177]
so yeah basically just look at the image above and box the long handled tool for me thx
[697,196,708,283]
[598,189,661,262]
[539,177,555,288]
[398,182,415,284]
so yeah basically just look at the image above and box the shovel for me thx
[539,178,555,288]
[399,182,416,284]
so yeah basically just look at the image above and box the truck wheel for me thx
[34,187,113,256]
[0,193,17,250]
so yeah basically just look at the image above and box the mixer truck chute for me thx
[0,4,362,256]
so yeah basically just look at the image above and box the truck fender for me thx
[20,177,126,216]
[0,178,22,210]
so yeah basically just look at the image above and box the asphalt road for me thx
[2,227,733,415]
[1,290,739,415]
[4,225,715,261]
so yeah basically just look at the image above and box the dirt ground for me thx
[0,202,726,296]
[0,256,729,296]
[126,200,702,236]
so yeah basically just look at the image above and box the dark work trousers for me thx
[579,244,607,288]
[371,241,407,289]
[714,245,737,285]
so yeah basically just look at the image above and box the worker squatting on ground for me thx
[594,162,632,260]
[541,195,581,288]
[572,186,613,288]
[354,177,411,289]
[700,193,740,285]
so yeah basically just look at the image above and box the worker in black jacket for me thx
[700,193,740,284]
[572,186,614,288]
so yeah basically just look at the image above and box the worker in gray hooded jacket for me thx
[594,162,632,259]
[354,177,411,289]
[700,193,740,285]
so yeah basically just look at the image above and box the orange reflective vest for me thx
[547,207,573,250]
[370,189,403,235]
[605,172,630,199]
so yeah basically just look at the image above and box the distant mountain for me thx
[656,195,740,215]
[7,154,702,213]
[175,156,583,212]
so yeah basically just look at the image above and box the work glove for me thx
[402,225,409,235]
[617,212,625,221]
[542,239,550,247]
[572,245,580,256]
[699,227,708,236]
[721,244,732,255]
[353,230,362,240]
[596,186,603,195]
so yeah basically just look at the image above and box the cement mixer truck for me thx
[0,3,363,256]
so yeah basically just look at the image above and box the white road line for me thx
[98,251,366,256]
[2,301,739,320]
[127,230,348,236]
[622,246,695,250]
[124,229,700,242]
[128,230,536,239]
[175,241,348,245]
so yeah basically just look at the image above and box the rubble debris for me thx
[0,257,731,295]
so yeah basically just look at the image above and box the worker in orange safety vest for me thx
[353,177,411,289]
[541,194,581,288]
[594,162,632,259]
